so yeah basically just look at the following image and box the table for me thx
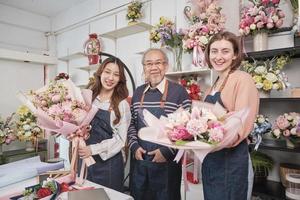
[0,178,133,200]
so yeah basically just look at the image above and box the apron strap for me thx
[140,80,169,109]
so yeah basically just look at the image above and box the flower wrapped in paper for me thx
[138,101,249,162]
[17,75,98,185]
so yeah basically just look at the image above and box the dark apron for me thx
[202,92,249,200]
[131,85,181,200]
[85,109,124,192]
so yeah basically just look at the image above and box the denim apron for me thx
[203,92,249,200]
[131,82,182,200]
[85,109,124,192]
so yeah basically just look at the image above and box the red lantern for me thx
[84,33,101,65]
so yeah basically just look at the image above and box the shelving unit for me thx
[58,52,85,62]
[101,22,153,39]
[245,46,300,60]
[165,68,211,77]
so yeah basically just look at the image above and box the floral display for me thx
[271,112,300,143]
[22,178,71,200]
[126,0,143,24]
[165,107,225,144]
[242,55,290,92]
[150,17,184,71]
[182,0,225,67]
[239,0,285,36]
[18,73,98,184]
[0,113,16,145]
[16,105,43,142]
[179,76,201,100]
[249,114,272,150]
[289,0,299,35]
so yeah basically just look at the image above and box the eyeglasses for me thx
[143,60,166,68]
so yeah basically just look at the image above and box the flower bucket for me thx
[253,32,268,51]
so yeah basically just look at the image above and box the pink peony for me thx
[169,126,193,141]
[276,115,289,130]
[209,127,224,143]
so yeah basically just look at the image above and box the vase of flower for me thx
[25,140,34,152]
[259,90,270,98]
[253,32,268,51]
[172,47,183,72]
[84,33,101,65]
[126,1,142,25]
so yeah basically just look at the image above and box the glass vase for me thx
[25,140,34,152]
[172,47,183,72]
[253,32,268,51]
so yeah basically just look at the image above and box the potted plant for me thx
[251,151,274,183]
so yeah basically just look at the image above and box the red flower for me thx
[37,188,52,199]
[180,79,187,87]
[189,83,200,94]
[60,182,71,193]
[189,93,200,100]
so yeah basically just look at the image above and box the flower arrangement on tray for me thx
[16,105,43,142]
[150,16,184,71]
[271,112,300,143]
[182,0,226,67]
[242,55,290,93]
[239,0,285,36]
[126,0,143,24]
[20,178,71,200]
[0,113,16,145]
[179,76,201,100]
[17,73,98,184]
[249,114,272,150]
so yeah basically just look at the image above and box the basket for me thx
[280,163,300,187]
[286,173,300,200]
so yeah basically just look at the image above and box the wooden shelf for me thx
[59,52,86,61]
[165,68,211,77]
[78,64,99,72]
[252,180,286,200]
[101,22,153,39]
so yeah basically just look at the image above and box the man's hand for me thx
[148,149,167,163]
[135,147,146,160]
[78,146,92,159]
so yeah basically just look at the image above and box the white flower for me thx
[256,82,263,89]
[265,72,278,82]
[273,129,281,138]
[24,131,32,137]
[290,128,297,135]
[0,130,4,137]
[254,66,267,74]
[272,83,280,90]
[250,23,256,30]
[257,117,265,123]
[198,36,209,45]
[23,124,31,131]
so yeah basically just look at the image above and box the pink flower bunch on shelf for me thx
[182,0,225,67]
[271,112,300,141]
[239,0,285,36]
[165,107,225,144]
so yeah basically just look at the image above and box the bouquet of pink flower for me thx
[271,112,300,143]
[182,0,225,67]
[138,102,249,161]
[239,0,285,36]
[17,74,98,184]
[0,113,16,145]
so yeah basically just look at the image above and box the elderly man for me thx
[127,48,191,200]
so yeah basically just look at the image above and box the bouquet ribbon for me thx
[193,45,205,67]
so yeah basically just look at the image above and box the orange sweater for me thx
[205,70,259,147]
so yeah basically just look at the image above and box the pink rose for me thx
[272,0,280,4]
[169,126,193,141]
[276,115,289,130]
[275,19,283,28]
[266,22,274,29]
[51,94,61,103]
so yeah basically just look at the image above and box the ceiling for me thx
[0,0,90,17]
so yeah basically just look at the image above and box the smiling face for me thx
[143,50,168,87]
[100,62,120,92]
[209,39,237,74]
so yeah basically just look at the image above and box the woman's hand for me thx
[78,146,92,159]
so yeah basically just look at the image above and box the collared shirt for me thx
[143,78,167,94]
